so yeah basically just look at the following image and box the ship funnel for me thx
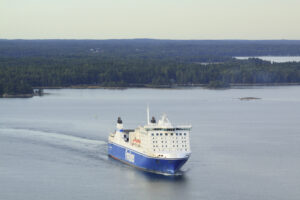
[117,117,123,130]
[117,117,122,124]
[151,116,156,124]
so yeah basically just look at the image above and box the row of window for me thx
[152,137,186,140]
[153,144,188,148]
[151,133,187,136]
[153,148,188,152]
[153,140,187,143]
[146,128,190,131]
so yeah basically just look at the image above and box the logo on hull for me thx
[125,150,135,163]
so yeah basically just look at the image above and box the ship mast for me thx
[147,105,150,125]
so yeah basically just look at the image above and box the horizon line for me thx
[1,38,300,41]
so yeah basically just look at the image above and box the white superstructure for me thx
[108,109,192,159]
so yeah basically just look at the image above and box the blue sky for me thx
[1,0,299,39]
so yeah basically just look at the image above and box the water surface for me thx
[1,86,300,200]
[235,56,300,63]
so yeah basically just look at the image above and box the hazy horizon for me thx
[1,0,300,40]
[1,38,300,41]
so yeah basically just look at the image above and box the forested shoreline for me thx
[1,39,300,96]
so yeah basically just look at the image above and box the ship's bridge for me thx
[144,114,191,130]
[157,114,172,128]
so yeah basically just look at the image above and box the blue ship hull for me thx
[108,142,189,174]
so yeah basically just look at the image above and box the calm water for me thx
[235,56,300,63]
[1,87,300,200]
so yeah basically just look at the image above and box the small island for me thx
[239,97,262,101]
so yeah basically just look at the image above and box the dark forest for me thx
[1,39,300,96]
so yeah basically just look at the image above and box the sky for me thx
[1,0,300,40]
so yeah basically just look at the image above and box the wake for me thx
[0,127,108,161]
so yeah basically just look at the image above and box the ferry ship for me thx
[108,108,191,175]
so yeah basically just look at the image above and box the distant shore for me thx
[2,93,34,98]
[1,89,43,98]
[2,83,300,98]
[2,39,300,98]
[37,82,300,89]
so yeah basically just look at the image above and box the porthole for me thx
[156,133,159,136]
[184,133,186,136]
[152,133,154,136]
[179,133,182,136]
[171,133,173,136]
[176,133,178,136]
[160,133,163,136]
[161,141,163,143]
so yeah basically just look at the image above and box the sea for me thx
[1,86,300,200]
[235,56,300,63]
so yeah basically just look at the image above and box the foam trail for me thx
[0,127,105,152]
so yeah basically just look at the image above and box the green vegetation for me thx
[208,80,230,88]
[1,39,300,96]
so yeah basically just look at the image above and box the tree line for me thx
[0,40,300,95]
[1,56,300,95]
